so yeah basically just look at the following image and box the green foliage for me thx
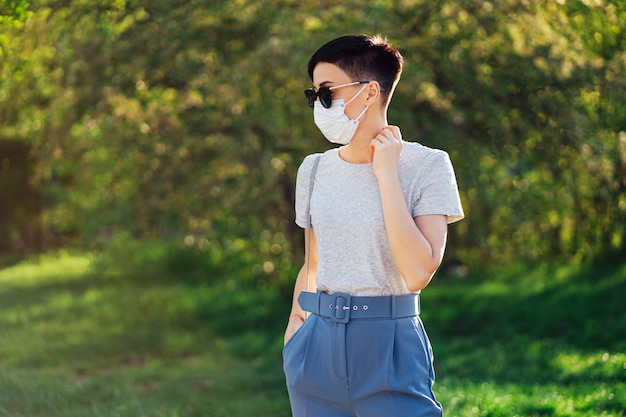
[0,0,32,28]
[1,0,625,270]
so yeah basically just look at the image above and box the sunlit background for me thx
[1,1,625,416]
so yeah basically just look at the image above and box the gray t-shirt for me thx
[295,142,464,296]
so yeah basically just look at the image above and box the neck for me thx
[339,111,387,164]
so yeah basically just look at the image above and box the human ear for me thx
[364,81,381,105]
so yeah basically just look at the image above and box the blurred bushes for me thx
[1,0,625,272]
[91,230,299,297]
[89,231,293,356]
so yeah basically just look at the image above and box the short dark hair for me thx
[307,34,403,105]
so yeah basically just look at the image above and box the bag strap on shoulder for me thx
[305,155,322,303]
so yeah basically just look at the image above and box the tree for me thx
[1,0,624,276]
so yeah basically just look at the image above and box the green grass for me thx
[0,250,625,416]
[423,262,626,416]
[0,251,290,417]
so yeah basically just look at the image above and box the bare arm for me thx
[379,183,448,291]
[284,228,317,345]
[370,126,448,291]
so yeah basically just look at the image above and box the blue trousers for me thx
[283,300,442,417]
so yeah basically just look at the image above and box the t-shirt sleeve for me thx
[411,151,465,224]
[295,153,322,228]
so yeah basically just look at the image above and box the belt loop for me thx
[391,296,397,319]
[315,290,322,315]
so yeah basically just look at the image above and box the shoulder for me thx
[296,152,324,179]
[298,152,323,169]
[298,148,338,172]
[400,141,452,168]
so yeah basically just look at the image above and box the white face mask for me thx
[313,84,369,145]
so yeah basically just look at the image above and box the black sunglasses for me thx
[304,81,370,109]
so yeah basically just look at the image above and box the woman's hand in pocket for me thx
[284,314,305,346]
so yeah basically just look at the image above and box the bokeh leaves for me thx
[1,0,625,275]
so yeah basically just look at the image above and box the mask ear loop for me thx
[344,83,370,121]
[346,84,369,104]
[305,155,322,320]
[353,104,369,121]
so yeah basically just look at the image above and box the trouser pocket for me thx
[283,315,317,385]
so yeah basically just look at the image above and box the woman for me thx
[283,34,464,417]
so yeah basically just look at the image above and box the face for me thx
[311,62,369,119]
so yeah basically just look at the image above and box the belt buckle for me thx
[331,293,351,324]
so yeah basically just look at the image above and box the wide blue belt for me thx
[298,290,420,324]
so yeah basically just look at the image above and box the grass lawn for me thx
[424,261,626,417]
[0,251,624,416]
